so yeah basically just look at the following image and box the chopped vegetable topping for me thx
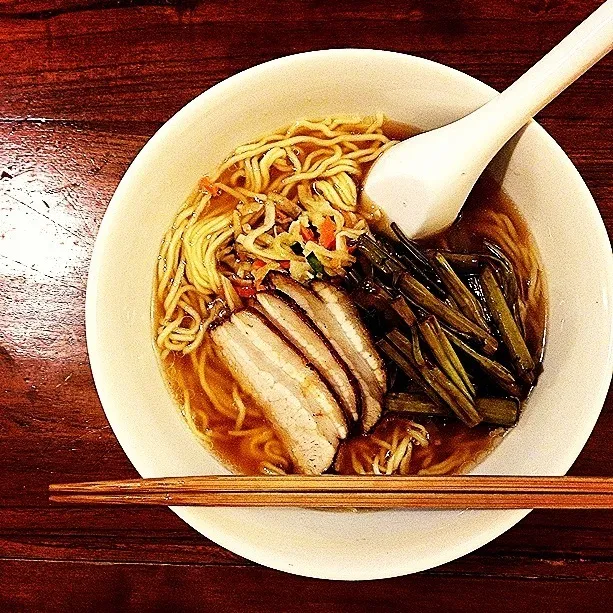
[235,285,256,298]
[198,176,220,196]
[306,252,324,276]
[290,242,304,255]
[300,225,316,243]
[318,216,337,250]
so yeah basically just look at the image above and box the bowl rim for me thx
[86,48,613,580]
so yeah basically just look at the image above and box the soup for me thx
[154,115,546,476]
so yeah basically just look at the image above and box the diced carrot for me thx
[198,176,220,196]
[300,225,316,242]
[279,260,291,269]
[235,285,256,298]
[318,216,336,250]
[252,259,266,269]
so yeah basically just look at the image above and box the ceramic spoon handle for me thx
[463,0,613,158]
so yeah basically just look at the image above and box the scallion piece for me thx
[306,252,324,276]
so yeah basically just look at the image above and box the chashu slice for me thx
[255,291,360,423]
[231,309,347,443]
[270,273,386,432]
[311,281,387,393]
[211,319,337,475]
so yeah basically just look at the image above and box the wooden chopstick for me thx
[49,476,613,509]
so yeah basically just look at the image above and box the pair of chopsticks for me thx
[49,475,613,509]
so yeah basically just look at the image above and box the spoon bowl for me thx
[363,125,481,239]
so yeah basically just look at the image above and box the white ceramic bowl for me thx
[86,49,613,580]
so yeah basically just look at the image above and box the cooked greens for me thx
[348,230,539,428]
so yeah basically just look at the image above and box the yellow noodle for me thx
[227,426,269,437]
[372,455,382,475]
[232,385,247,431]
[418,455,463,476]
[398,443,414,475]
[217,132,390,176]
[263,439,290,467]
[156,312,185,348]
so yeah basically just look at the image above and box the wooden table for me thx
[1,1,611,610]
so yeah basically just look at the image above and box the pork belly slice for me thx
[311,281,387,393]
[231,310,347,442]
[270,273,386,432]
[255,291,360,423]
[210,313,347,474]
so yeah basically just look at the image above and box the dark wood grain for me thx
[1,0,611,610]
[3,560,613,613]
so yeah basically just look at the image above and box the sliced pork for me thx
[255,292,360,423]
[270,273,386,432]
[211,310,347,474]
[311,282,387,390]
[231,310,347,441]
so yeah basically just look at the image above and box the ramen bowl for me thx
[86,49,613,580]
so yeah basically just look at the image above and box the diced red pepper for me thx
[279,260,291,269]
[235,285,256,298]
[252,259,266,269]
